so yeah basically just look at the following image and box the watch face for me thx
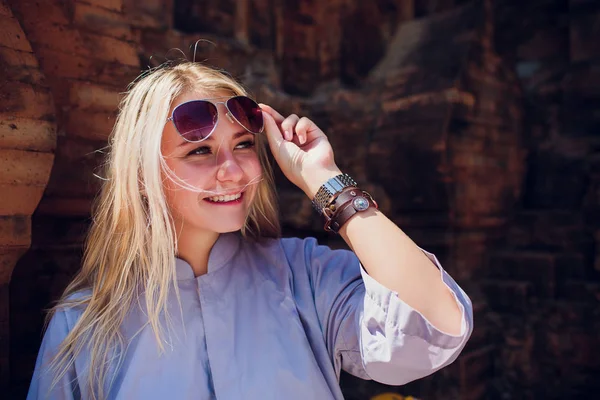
[353,196,370,211]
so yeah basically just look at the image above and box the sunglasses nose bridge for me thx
[225,111,235,124]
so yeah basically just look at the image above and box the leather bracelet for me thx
[323,187,378,233]
[312,173,357,214]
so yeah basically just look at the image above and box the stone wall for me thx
[1,0,598,399]
[0,0,56,389]
[481,0,600,398]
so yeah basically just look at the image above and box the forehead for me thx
[169,89,235,114]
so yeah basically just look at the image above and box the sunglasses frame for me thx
[166,95,264,143]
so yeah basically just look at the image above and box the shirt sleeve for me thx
[303,237,473,385]
[27,309,81,400]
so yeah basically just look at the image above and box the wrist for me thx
[303,166,343,199]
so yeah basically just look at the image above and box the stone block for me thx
[0,246,26,284]
[35,47,139,88]
[0,14,32,52]
[522,150,588,209]
[0,149,54,186]
[0,47,44,85]
[458,346,494,400]
[488,251,558,297]
[0,117,56,152]
[0,2,11,17]
[64,109,116,140]
[24,23,138,67]
[66,81,121,112]
[10,0,71,26]
[0,184,47,216]
[81,0,123,12]
[0,82,54,120]
[561,281,600,303]
[570,8,600,62]
[35,196,94,217]
[0,216,30,248]
[481,280,532,313]
[507,210,591,252]
[73,2,133,41]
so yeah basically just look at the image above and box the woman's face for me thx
[161,90,262,236]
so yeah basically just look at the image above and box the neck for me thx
[176,227,220,277]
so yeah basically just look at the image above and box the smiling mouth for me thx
[203,191,244,204]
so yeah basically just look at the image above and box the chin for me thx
[211,221,246,234]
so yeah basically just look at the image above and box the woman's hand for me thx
[260,104,342,198]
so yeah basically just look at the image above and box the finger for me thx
[259,104,285,124]
[295,117,316,145]
[281,114,300,141]
[262,111,284,152]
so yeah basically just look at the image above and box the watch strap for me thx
[312,173,357,214]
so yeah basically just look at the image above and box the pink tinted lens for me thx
[172,100,218,142]
[226,96,263,134]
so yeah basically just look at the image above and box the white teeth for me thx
[207,193,241,203]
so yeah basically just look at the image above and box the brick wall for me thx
[2,0,599,399]
[5,0,139,395]
[481,0,600,398]
[0,0,56,390]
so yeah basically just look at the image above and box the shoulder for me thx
[247,235,355,267]
[246,235,320,257]
[50,289,92,330]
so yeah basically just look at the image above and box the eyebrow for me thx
[177,131,252,148]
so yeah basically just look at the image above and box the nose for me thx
[215,147,244,183]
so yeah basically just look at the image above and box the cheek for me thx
[243,155,263,185]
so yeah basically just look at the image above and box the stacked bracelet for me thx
[312,174,378,234]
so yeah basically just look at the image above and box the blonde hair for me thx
[47,61,280,399]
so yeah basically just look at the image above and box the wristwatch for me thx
[312,173,357,214]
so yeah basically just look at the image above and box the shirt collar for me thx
[175,231,241,280]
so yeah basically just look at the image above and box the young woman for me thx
[27,62,473,400]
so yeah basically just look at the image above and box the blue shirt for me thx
[28,232,473,399]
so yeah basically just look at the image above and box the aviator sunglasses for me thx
[167,96,264,142]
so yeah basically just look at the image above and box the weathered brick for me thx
[0,14,32,52]
[35,196,93,217]
[10,0,71,26]
[0,246,26,284]
[570,331,600,368]
[0,46,38,69]
[481,280,532,313]
[73,2,133,41]
[458,346,494,400]
[0,82,54,119]
[507,210,590,251]
[0,216,30,248]
[0,149,54,186]
[0,2,11,18]
[24,23,138,67]
[81,0,123,12]
[67,81,122,111]
[570,8,600,62]
[561,281,600,303]
[488,251,558,297]
[0,184,46,216]
[0,117,56,152]
[64,109,117,140]
[0,48,45,86]
[35,47,140,88]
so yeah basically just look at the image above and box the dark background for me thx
[1,0,599,399]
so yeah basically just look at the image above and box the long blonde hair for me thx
[47,61,280,399]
